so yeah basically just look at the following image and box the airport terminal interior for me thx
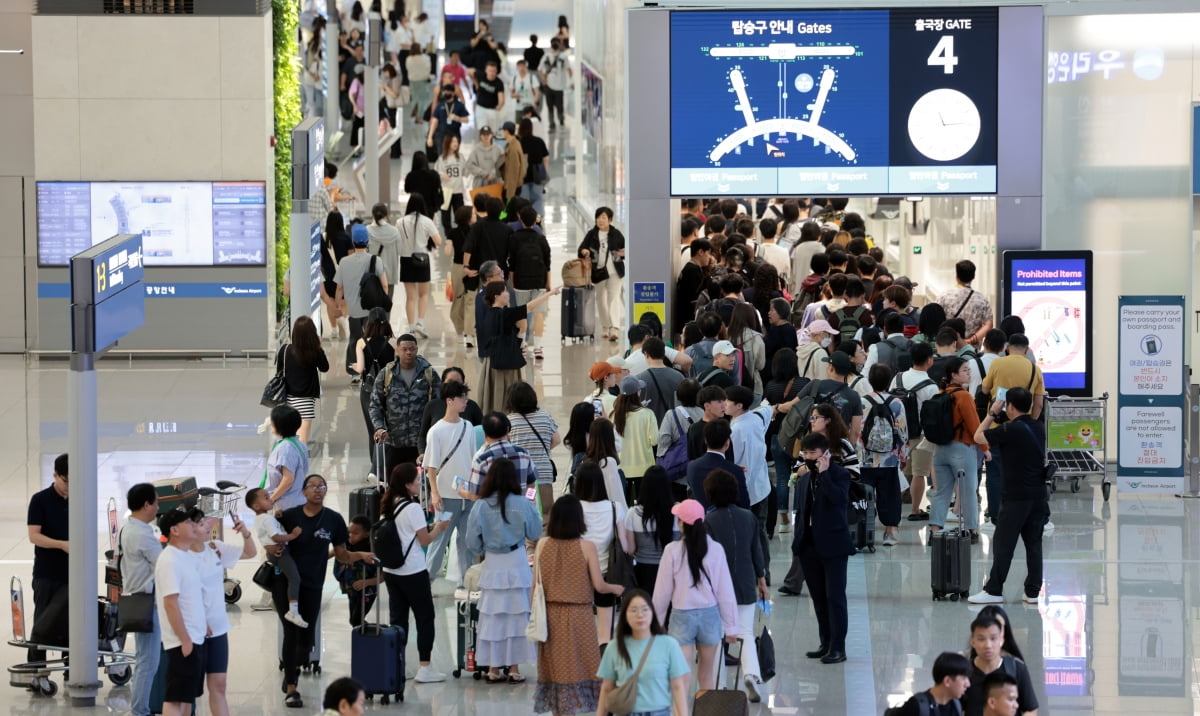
[2,0,1200,714]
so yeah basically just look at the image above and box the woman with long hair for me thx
[434,135,466,237]
[612,377,659,507]
[595,590,689,716]
[351,307,395,477]
[505,381,562,516]
[303,17,326,118]
[379,463,451,683]
[573,460,628,647]
[563,402,596,486]
[463,458,543,683]
[763,297,798,383]
[929,356,984,542]
[586,418,626,510]
[396,194,442,337]
[651,499,738,692]
[533,495,624,716]
[806,403,861,475]
[748,261,781,328]
[280,315,329,444]
[619,466,678,592]
[367,202,401,299]
[402,152,441,219]
[727,302,766,395]
[869,274,894,315]
[320,210,352,338]
[916,302,947,344]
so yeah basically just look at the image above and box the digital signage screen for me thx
[1002,250,1093,396]
[669,8,998,196]
[37,181,267,267]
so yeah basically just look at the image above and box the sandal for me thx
[906,510,929,521]
[485,672,506,684]
[284,691,303,709]
[508,673,526,684]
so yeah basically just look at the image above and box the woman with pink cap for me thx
[651,499,738,692]
[796,319,836,387]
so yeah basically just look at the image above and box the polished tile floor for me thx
[8,128,1200,716]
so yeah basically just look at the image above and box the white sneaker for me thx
[967,590,1004,605]
[284,611,310,628]
[881,535,898,547]
[251,593,274,611]
[778,522,792,533]
[744,675,762,703]
[1042,521,1055,536]
[414,666,446,683]
[1022,594,1040,605]
[413,323,429,339]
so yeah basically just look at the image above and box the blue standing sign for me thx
[70,233,146,353]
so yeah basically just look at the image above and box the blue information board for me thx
[70,233,145,353]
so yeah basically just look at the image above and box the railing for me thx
[27,349,271,366]
[36,0,267,15]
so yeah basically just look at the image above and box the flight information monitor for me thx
[670,8,998,196]
[37,181,267,267]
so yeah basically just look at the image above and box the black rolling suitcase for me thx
[561,285,596,342]
[350,443,385,523]
[847,479,875,554]
[930,528,971,601]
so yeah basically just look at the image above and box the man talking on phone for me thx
[968,387,1047,605]
[979,334,1044,522]
[789,432,855,664]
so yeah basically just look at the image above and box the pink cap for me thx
[807,319,835,335]
[671,499,706,526]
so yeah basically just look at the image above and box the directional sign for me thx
[71,234,144,306]
[70,233,145,353]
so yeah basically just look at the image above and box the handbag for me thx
[591,241,611,284]
[606,635,656,715]
[403,215,431,269]
[526,541,548,642]
[114,528,156,633]
[252,561,276,591]
[756,610,776,682]
[260,344,289,408]
[519,413,558,481]
[607,504,637,589]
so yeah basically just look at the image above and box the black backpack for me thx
[885,691,963,716]
[359,254,393,312]
[920,388,961,446]
[926,354,953,386]
[893,374,935,441]
[832,305,868,344]
[371,500,419,570]
[876,334,914,373]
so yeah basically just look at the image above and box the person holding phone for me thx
[979,334,1045,524]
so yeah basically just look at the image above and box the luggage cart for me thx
[7,578,135,697]
[198,481,249,604]
[1044,393,1111,502]
[451,590,483,679]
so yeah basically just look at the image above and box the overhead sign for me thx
[70,233,146,353]
[1116,296,1185,494]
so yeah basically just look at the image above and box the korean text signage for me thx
[1116,296,1185,493]
[633,283,666,327]
[70,233,146,353]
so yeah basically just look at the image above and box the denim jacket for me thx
[369,355,441,447]
[464,493,542,560]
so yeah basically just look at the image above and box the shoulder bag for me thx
[952,289,975,318]
[606,635,656,715]
[591,242,611,284]
[519,413,558,481]
[115,528,155,633]
[260,344,289,408]
[403,214,430,269]
[526,540,548,642]
[608,503,637,588]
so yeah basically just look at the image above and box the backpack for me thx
[927,354,953,386]
[920,388,961,446]
[697,366,729,387]
[656,408,693,483]
[862,394,902,455]
[893,374,935,441]
[371,500,419,569]
[380,363,438,404]
[791,276,826,317]
[876,334,914,373]
[687,339,715,378]
[884,691,963,716]
[358,254,393,312]
[780,385,839,457]
[832,305,868,344]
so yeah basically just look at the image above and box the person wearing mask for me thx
[463,458,543,683]
[278,316,329,444]
[463,126,503,190]
[619,466,678,591]
[192,508,255,716]
[796,318,836,386]
[577,207,626,342]
[334,223,389,377]
[446,205,476,345]
[929,357,985,543]
[686,420,749,509]
[890,652,974,716]
[586,361,621,419]
[517,118,549,217]
[537,37,571,131]
[154,507,208,716]
[499,122,527,201]
[425,84,469,161]
[393,197,439,337]
[572,461,628,647]
[365,204,402,300]
[651,499,739,692]
[370,334,442,466]
[507,205,553,357]
[596,590,690,716]
[352,307,396,477]
[703,469,769,702]
[423,381,478,590]
[434,136,467,238]
[533,495,624,716]
[612,376,659,506]
[860,364,909,547]
[119,483,162,716]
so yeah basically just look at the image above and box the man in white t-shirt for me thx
[510,60,541,123]
[623,324,693,375]
[757,216,790,285]
[155,507,208,716]
[423,381,477,590]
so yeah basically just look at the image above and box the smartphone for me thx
[227,508,237,525]
[438,511,453,522]
[996,387,1008,402]
[525,486,537,501]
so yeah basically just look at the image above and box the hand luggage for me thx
[848,480,876,554]
[452,593,484,679]
[349,486,381,525]
[351,586,405,704]
[930,528,971,601]
[561,285,596,342]
[152,476,199,514]
[561,257,591,287]
[694,639,749,716]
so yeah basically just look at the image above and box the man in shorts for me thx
[154,507,208,716]
[892,342,939,521]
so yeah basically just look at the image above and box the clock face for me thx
[906,88,981,162]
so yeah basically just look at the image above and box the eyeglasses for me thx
[305,484,329,491]
[809,415,826,422]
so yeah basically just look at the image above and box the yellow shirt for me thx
[617,407,659,478]
[982,354,1044,399]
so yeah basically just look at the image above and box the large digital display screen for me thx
[1002,250,1093,396]
[669,8,998,196]
[37,181,267,267]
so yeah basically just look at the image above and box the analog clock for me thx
[906,88,981,162]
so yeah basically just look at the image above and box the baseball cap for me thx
[589,361,621,382]
[893,276,919,290]
[671,499,706,526]
[822,351,855,375]
[500,121,517,134]
[158,506,203,535]
[479,126,493,135]
[619,376,645,395]
[807,319,835,336]
[712,340,737,356]
[351,223,370,246]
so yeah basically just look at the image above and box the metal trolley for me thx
[198,481,249,604]
[1044,393,1112,502]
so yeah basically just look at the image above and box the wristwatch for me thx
[990,412,1003,420]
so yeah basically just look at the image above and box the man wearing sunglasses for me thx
[25,453,70,664]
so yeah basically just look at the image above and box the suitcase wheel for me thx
[949,592,960,602]
[473,671,482,680]
[867,545,876,554]
[453,669,462,678]
[960,591,969,600]
[932,590,941,601]
[381,695,390,705]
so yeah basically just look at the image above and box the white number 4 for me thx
[927,35,959,74]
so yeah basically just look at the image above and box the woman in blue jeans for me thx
[929,357,984,543]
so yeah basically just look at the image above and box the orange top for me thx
[946,387,985,449]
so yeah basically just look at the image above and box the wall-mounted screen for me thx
[1002,250,1093,396]
[37,181,267,267]
[669,8,998,196]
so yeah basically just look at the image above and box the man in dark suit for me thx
[789,432,854,664]
[686,420,749,509]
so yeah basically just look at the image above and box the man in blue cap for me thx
[334,222,389,378]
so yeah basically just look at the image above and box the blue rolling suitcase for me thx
[351,589,405,704]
